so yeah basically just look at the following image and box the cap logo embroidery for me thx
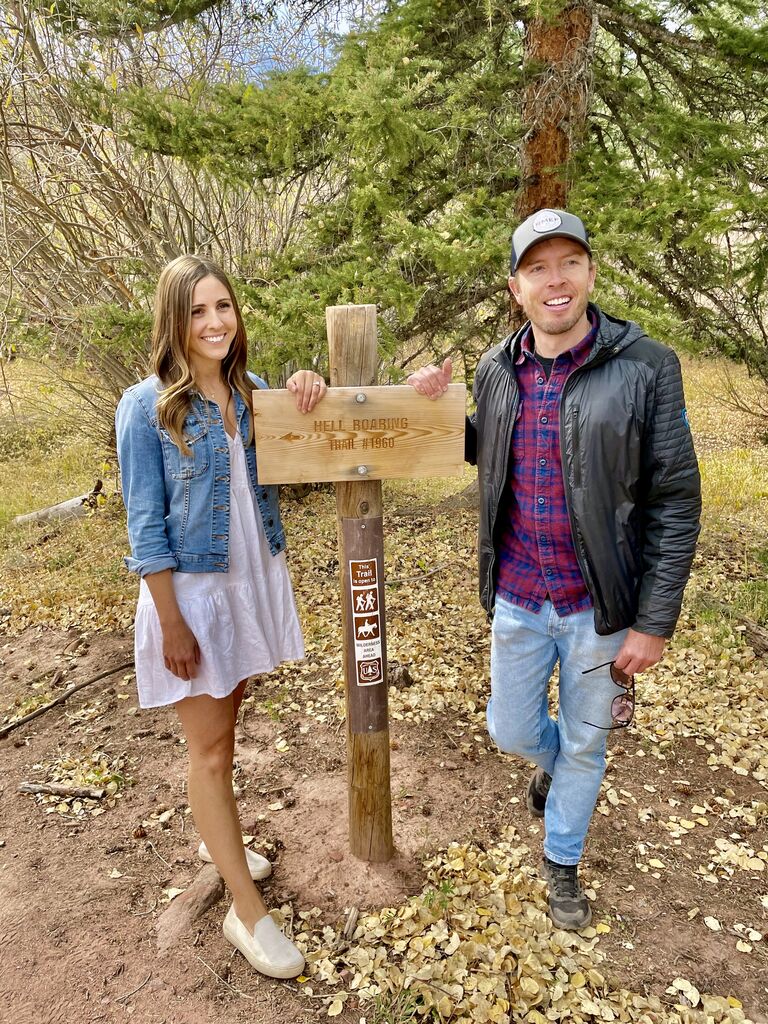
[532,211,562,233]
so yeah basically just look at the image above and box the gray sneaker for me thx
[540,857,592,930]
[526,768,551,818]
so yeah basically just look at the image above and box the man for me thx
[408,209,701,929]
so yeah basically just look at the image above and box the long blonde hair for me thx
[151,255,255,453]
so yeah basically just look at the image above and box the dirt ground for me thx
[1,619,766,1024]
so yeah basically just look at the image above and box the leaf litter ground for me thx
[0,357,766,1024]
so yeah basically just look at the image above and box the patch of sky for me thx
[240,0,386,78]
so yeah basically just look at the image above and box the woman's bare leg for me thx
[231,677,248,722]
[175,686,266,932]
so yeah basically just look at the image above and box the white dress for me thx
[134,431,304,708]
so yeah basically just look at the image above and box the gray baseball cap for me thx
[510,209,591,273]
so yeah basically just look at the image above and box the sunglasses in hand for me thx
[581,660,635,730]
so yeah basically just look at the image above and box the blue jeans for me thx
[487,598,628,865]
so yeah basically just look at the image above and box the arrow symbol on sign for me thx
[280,432,303,441]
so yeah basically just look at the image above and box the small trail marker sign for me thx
[350,558,383,686]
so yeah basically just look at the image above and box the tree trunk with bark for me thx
[511,1,597,327]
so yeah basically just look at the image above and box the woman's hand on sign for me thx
[286,370,328,414]
[406,357,452,399]
[162,618,201,680]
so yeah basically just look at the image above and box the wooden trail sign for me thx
[251,384,466,484]
[253,304,465,863]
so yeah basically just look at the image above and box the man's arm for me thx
[615,350,701,674]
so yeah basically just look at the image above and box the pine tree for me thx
[7,0,768,388]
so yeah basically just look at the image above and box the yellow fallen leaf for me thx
[648,859,665,869]
[704,916,721,931]
[108,868,123,878]
[327,998,344,1017]
[519,977,539,998]
[736,941,752,953]
[727,996,743,1008]
[595,923,611,934]
[570,971,586,988]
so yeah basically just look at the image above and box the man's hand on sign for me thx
[286,370,328,414]
[406,357,453,399]
[613,628,667,676]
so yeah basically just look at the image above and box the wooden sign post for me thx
[252,305,465,863]
[329,304,393,863]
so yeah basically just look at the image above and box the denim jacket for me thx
[115,373,285,578]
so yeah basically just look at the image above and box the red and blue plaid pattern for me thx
[496,318,597,616]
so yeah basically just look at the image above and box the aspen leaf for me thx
[519,976,538,997]
[704,916,721,931]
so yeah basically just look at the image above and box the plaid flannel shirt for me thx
[496,317,598,616]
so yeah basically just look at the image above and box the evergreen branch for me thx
[595,2,719,57]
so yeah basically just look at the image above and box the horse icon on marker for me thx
[357,619,377,638]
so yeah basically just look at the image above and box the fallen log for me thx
[13,479,103,527]
[0,659,135,739]
[18,781,106,800]
[156,865,225,953]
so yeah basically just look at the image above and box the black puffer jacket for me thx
[466,303,701,637]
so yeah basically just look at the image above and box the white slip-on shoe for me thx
[223,905,305,979]
[198,841,272,881]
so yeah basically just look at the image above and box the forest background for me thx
[0,2,767,1023]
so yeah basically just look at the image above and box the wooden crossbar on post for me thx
[327,303,394,863]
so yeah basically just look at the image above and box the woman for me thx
[115,254,326,978]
